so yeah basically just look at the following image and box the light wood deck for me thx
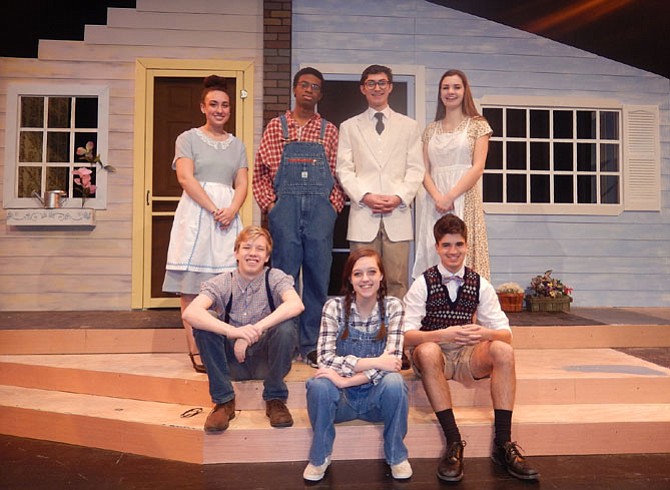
[0,322,669,464]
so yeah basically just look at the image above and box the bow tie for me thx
[443,275,464,286]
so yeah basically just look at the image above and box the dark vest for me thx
[420,266,480,331]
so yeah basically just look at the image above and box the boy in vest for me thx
[403,214,539,482]
[183,226,304,432]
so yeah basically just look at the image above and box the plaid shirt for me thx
[317,296,405,385]
[199,267,295,327]
[252,111,345,212]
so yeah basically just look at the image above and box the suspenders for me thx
[224,269,276,323]
[279,114,327,143]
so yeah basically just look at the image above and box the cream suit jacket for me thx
[336,108,424,242]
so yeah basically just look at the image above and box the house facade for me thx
[1,0,668,311]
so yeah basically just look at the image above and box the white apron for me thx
[165,182,241,273]
[413,119,472,278]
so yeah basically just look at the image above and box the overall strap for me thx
[224,271,234,323]
[224,270,276,324]
[265,269,276,312]
[279,114,290,141]
[319,117,327,143]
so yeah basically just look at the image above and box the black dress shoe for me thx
[491,441,540,480]
[437,440,466,482]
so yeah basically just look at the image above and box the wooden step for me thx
[1,323,668,355]
[2,385,668,464]
[1,349,668,409]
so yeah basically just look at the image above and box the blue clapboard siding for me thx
[293,0,669,307]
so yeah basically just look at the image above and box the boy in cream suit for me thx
[336,64,424,298]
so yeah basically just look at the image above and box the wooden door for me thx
[131,60,253,309]
[150,77,237,300]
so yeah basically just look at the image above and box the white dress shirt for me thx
[403,263,511,333]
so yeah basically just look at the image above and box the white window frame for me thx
[478,95,660,215]
[3,83,110,209]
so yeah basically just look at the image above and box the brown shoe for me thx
[437,440,466,482]
[265,399,293,428]
[204,399,236,433]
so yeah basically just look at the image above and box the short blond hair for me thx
[234,226,273,254]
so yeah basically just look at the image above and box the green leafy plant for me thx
[528,270,573,298]
[76,141,116,172]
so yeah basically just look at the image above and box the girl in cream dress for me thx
[413,70,491,280]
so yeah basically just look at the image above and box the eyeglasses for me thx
[298,81,321,91]
[364,80,390,89]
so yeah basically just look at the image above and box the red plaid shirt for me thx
[253,111,345,212]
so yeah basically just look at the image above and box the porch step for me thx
[1,323,668,355]
[1,349,669,409]
[2,385,668,464]
[1,319,669,465]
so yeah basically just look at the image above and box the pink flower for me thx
[73,167,96,201]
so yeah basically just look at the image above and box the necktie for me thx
[374,112,384,135]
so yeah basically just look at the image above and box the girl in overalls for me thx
[303,249,412,481]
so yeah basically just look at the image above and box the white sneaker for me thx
[390,459,413,479]
[303,456,331,481]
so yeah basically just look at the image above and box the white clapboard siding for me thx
[84,25,259,49]
[2,293,133,311]
[0,257,130,276]
[292,0,669,307]
[1,276,131,295]
[1,1,264,312]
[136,0,261,16]
[38,40,259,63]
[106,8,259,33]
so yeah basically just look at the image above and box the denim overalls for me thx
[267,115,338,357]
[305,306,409,466]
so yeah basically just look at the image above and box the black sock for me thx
[494,409,513,446]
[436,409,461,446]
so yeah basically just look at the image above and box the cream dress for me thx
[412,117,492,280]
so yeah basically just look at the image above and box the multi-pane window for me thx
[482,106,622,207]
[17,95,99,201]
[4,84,109,209]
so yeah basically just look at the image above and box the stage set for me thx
[0,307,669,488]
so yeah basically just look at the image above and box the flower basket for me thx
[525,295,572,312]
[497,293,524,312]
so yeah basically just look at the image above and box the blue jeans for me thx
[268,195,336,357]
[194,320,297,403]
[305,373,409,466]
[268,123,337,357]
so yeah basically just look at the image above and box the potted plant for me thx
[495,282,525,312]
[526,270,573,312]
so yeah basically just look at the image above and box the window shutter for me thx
[623,105,660,211]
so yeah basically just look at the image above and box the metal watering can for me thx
[33,190,68,208]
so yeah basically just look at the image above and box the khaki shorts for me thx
[411,343,488,386]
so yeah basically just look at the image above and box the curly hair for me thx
[339,248,388,341]
[201,74,229,102]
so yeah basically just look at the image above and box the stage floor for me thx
[2,433,668,490]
